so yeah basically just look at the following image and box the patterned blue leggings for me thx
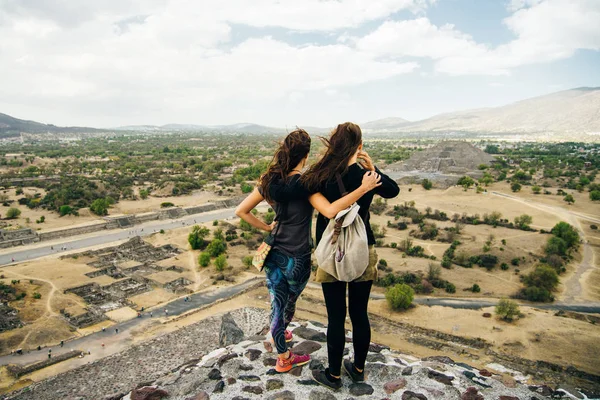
[264,250,311,354]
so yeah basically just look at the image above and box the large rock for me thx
[384,378,407,394]
[461,387,484,400]
[349,383,374,396]
[309,390,337,400]
[131,386,169,400]
[185,392,209,400]
[402,391,428,400]
[427,369,454,385]
[292,327,326,342]
[220,313,245,347]
[268,390,295,400]
[291,340,322,355]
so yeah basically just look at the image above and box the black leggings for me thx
[321,280,373,376]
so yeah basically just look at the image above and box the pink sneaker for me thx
[276,352,311,373]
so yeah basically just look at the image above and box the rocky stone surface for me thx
[4,308,590,400]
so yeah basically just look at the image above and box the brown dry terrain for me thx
[0,179,598,393]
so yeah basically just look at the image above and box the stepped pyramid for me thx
[391,141,496,174]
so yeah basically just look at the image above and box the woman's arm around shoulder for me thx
[374,166,400,199]
[309,171,381,219]
[235,188,275,232]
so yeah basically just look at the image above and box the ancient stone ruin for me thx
[392,140,496,174]
[61,237,184,328]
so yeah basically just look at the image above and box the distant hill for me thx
[115,123,285,134]
[389,87,600,135]
[3,87,599,138]
[0,112,102,137]
[361,117,410,131]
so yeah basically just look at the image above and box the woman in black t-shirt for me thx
[236,129,381,374]
[302,122,400,391]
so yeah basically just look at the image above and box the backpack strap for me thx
[331,174,348,245]
[336,174,348,196]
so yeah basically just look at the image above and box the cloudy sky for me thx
[0,0,599,128]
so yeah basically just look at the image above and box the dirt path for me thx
[6,271,58,317]
[491,191,597,303]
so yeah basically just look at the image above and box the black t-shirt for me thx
[315,164,400,246]
[264,174,313,256]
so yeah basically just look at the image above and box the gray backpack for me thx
[315,175,369,282]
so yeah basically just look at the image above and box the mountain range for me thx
[1,87,599,138]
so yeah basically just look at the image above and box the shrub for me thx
[214,254,227,271]
[501,263,509,270]
[213,220,219,226]
[445,283,456,293]
[532,185,541,194]
[199,252,211,267]
[441,257,452,269]
[59,205,74,216]
[422,179,433,190]
[33,292,42,299]
[161,202,175,208]
[495,298,520,321]
[160,229,165,234]
[550,222,579,249]
[514,214,533,230]
[427,263,441,281]
[6,207,21,219]
[591,225,598,230]
[590,190,600,201]
[471,284,481,293]
[242,255,253,269]
[188,225,210,250]
[545,236,568,256]
[206,239,226,257]
[385,284,414,311]
[511,258,520,266]
[523,265,559,292]
[479,254,498,270]
[90,198,109,216]
[213,228,224,240]
[521,286,554,302]
[563,194,575,204]
[371,198,387,215]
[511,182,522,192]
[240,182,253,194]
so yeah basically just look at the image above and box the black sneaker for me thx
[343,359,365,382]
[311,368,342,391]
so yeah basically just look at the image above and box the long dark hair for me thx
[259,129,311,203]
[302,122,362,192]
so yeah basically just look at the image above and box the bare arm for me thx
[234,188,274,232]
[309,171,381,219]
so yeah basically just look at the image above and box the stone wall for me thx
[0,196,246,249]
[7,350,82,378]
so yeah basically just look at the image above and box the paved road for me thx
[0,208,238,267]
[0,277,262,366]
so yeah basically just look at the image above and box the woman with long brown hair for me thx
[303,122,400,390]
[235,128,381,373]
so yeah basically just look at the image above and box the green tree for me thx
[532,185,541,194]
[514,214,533,230]
[550,222,580,249]
[471,284,481,293]
[385,284,414,311]
[511,182,522,192]
[457,176,475,190]
[545,236,567,256]
[139,189,149,199]
[213,228,224,240]
[59,205,73,216]
[6,207,21,219]
[495,298,520,321]
[188,225,210,250]
[564,194,575,205]
[590,190,600,201]
[214,254,227,271]
[90,198,109,216]
[198,252,211,267]
[207,239,226,257]
[523,265,559,292]
[422,179,433,190]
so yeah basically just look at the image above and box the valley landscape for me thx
[1,0,599,398]
[0,102,599,399]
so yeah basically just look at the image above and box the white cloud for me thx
[356,0,600,76]
[0,0,422,125]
